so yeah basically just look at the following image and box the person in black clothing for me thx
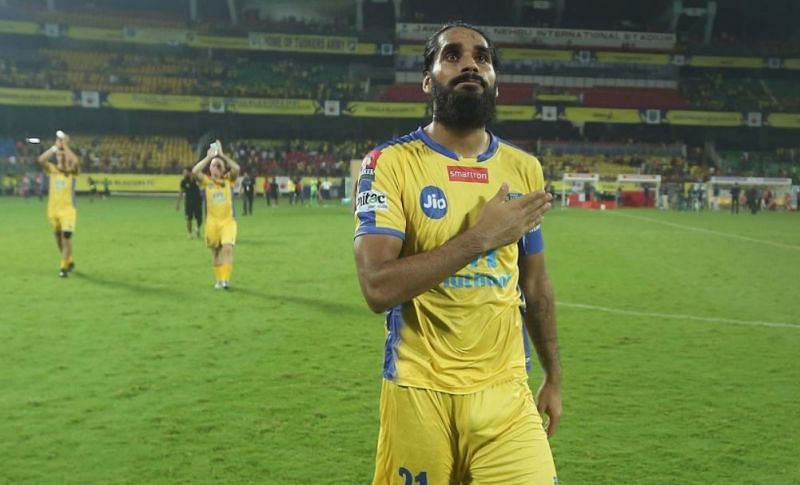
[241,171,255,215]
[291,176,304,206]
[745,186,759,215]
[268,176,279,206]
[730,183,741,214]
[88,176,98,202]
[176,167,203,238]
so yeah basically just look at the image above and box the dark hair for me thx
[422,21,499,74]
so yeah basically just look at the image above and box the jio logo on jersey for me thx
[420,186,447,219]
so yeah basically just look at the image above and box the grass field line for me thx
[559,301,800,330]
[607,211,800,251]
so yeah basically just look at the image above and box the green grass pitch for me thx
[1,196,798,484]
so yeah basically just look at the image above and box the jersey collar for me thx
[415,127,499,162]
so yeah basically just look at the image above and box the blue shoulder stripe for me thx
[373,128,423,152]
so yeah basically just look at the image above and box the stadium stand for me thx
[0,0,798,193]
[0,46,368,99]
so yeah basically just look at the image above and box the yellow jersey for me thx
[44,162,76,215]
[354,127,546,394]
[199,174,236,220]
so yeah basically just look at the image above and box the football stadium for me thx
[1,0,799,483]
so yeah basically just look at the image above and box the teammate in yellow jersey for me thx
[37,131,80,278]
[353,22,561,484]
[192,140,240,289]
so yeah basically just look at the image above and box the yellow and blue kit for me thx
[199,173,237,247]
[354,127,556,484]
[44,162,77,233]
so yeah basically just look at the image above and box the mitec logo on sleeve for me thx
[355,190,389,213]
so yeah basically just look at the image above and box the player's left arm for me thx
[519,251,562,438]
[221,155,240,179]
[62,143,80,174]
[520,156,562,438]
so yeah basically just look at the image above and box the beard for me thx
[430,74,497,130]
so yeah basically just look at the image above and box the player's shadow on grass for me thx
[232,286,364,316]
[72,272,190,299]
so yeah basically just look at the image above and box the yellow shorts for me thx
[205,218,237,248]
[373,379,557,485]
[48,207,77,233]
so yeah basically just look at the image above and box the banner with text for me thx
[396,23,676,50]
[499,48,573,61]
[343,101,427,118]
[226,98,320,115]
[562,107,641,124]
[664,110,743,127]
[77,174,181,192]
[247,33,358,54]
[0,87,75,107]
[497,105,536,121]
[536,94,582,103]
[66,25,126,42]
[106,93,207,112]
[0,19,39,35]
[766,113,800,129]
[122,26,193,45]
[688,56,765,69]
[595,51,671,65]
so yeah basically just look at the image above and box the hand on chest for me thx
[406,159,523,242]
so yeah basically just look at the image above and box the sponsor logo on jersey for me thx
[359,167,375,181]
[447,166,489,184]
[54,179,67,190]
[420,186,447,219]
[355,190,389,212]
[441,272,513,289]
[212,192,226,203]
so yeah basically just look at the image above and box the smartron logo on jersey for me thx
[447,166,489,183]
[355,190,389,213]
[420,186,447,219]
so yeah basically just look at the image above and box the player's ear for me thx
[422,71,432,95]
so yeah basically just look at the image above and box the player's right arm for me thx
[354,183,551,313]
[191,149,214,182]
[37,145,57,171]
